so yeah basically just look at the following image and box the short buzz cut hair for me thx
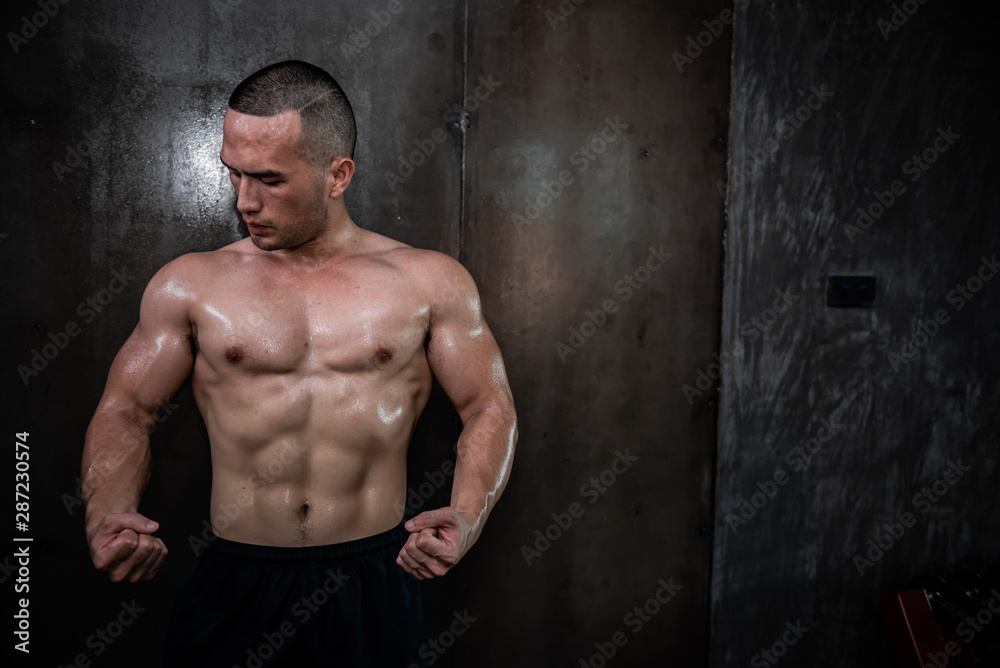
[228,60,356,171]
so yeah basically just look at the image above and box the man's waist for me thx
[201,521,409,568]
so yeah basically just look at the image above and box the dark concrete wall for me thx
[712,1,1000,666]
[2,0,728,666]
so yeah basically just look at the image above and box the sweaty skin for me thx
[82,109,517,583]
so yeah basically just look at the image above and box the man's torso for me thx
[181,233,437,546]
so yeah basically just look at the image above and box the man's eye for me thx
[262,180,281,186]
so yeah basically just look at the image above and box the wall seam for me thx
[458,0,469,263]
[706,3,740,666]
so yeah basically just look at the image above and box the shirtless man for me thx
[80,60,517,666]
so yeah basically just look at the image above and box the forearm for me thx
[82,408,154,533]
[450,406,517,541]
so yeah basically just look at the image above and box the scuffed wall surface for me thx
[713,1,1000,666]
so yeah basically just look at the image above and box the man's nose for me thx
[236,179,261,214]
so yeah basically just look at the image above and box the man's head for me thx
[221,61,357,252]
[228,60,356,172]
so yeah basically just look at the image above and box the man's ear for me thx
[326,157,355,199]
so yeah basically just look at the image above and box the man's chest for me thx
[190,265,431,375]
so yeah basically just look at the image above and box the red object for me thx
[880,590,975,667]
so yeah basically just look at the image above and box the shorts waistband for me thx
[205,523,409,567]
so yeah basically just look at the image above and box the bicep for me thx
[425,263,514,421]
[96,266,195,424]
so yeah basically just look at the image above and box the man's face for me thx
[220,109,328,251]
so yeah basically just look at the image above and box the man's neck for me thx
[258,209,366,268]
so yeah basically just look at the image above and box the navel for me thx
[296,503,313,543]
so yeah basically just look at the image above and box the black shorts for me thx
[163,523,425,667]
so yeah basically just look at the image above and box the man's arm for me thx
[82,257,197,582]
[396,254,518,580]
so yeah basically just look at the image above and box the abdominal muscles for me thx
[198,369,427,546]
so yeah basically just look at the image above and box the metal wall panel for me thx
[2,1,463,665]
[457,1,727,664]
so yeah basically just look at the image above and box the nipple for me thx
[224,345,245,364]
[373,347,393,366]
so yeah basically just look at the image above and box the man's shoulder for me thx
[163,238,255,270]
[370,239,473,292]
[147,239,254,291]
[353,227,455,271]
